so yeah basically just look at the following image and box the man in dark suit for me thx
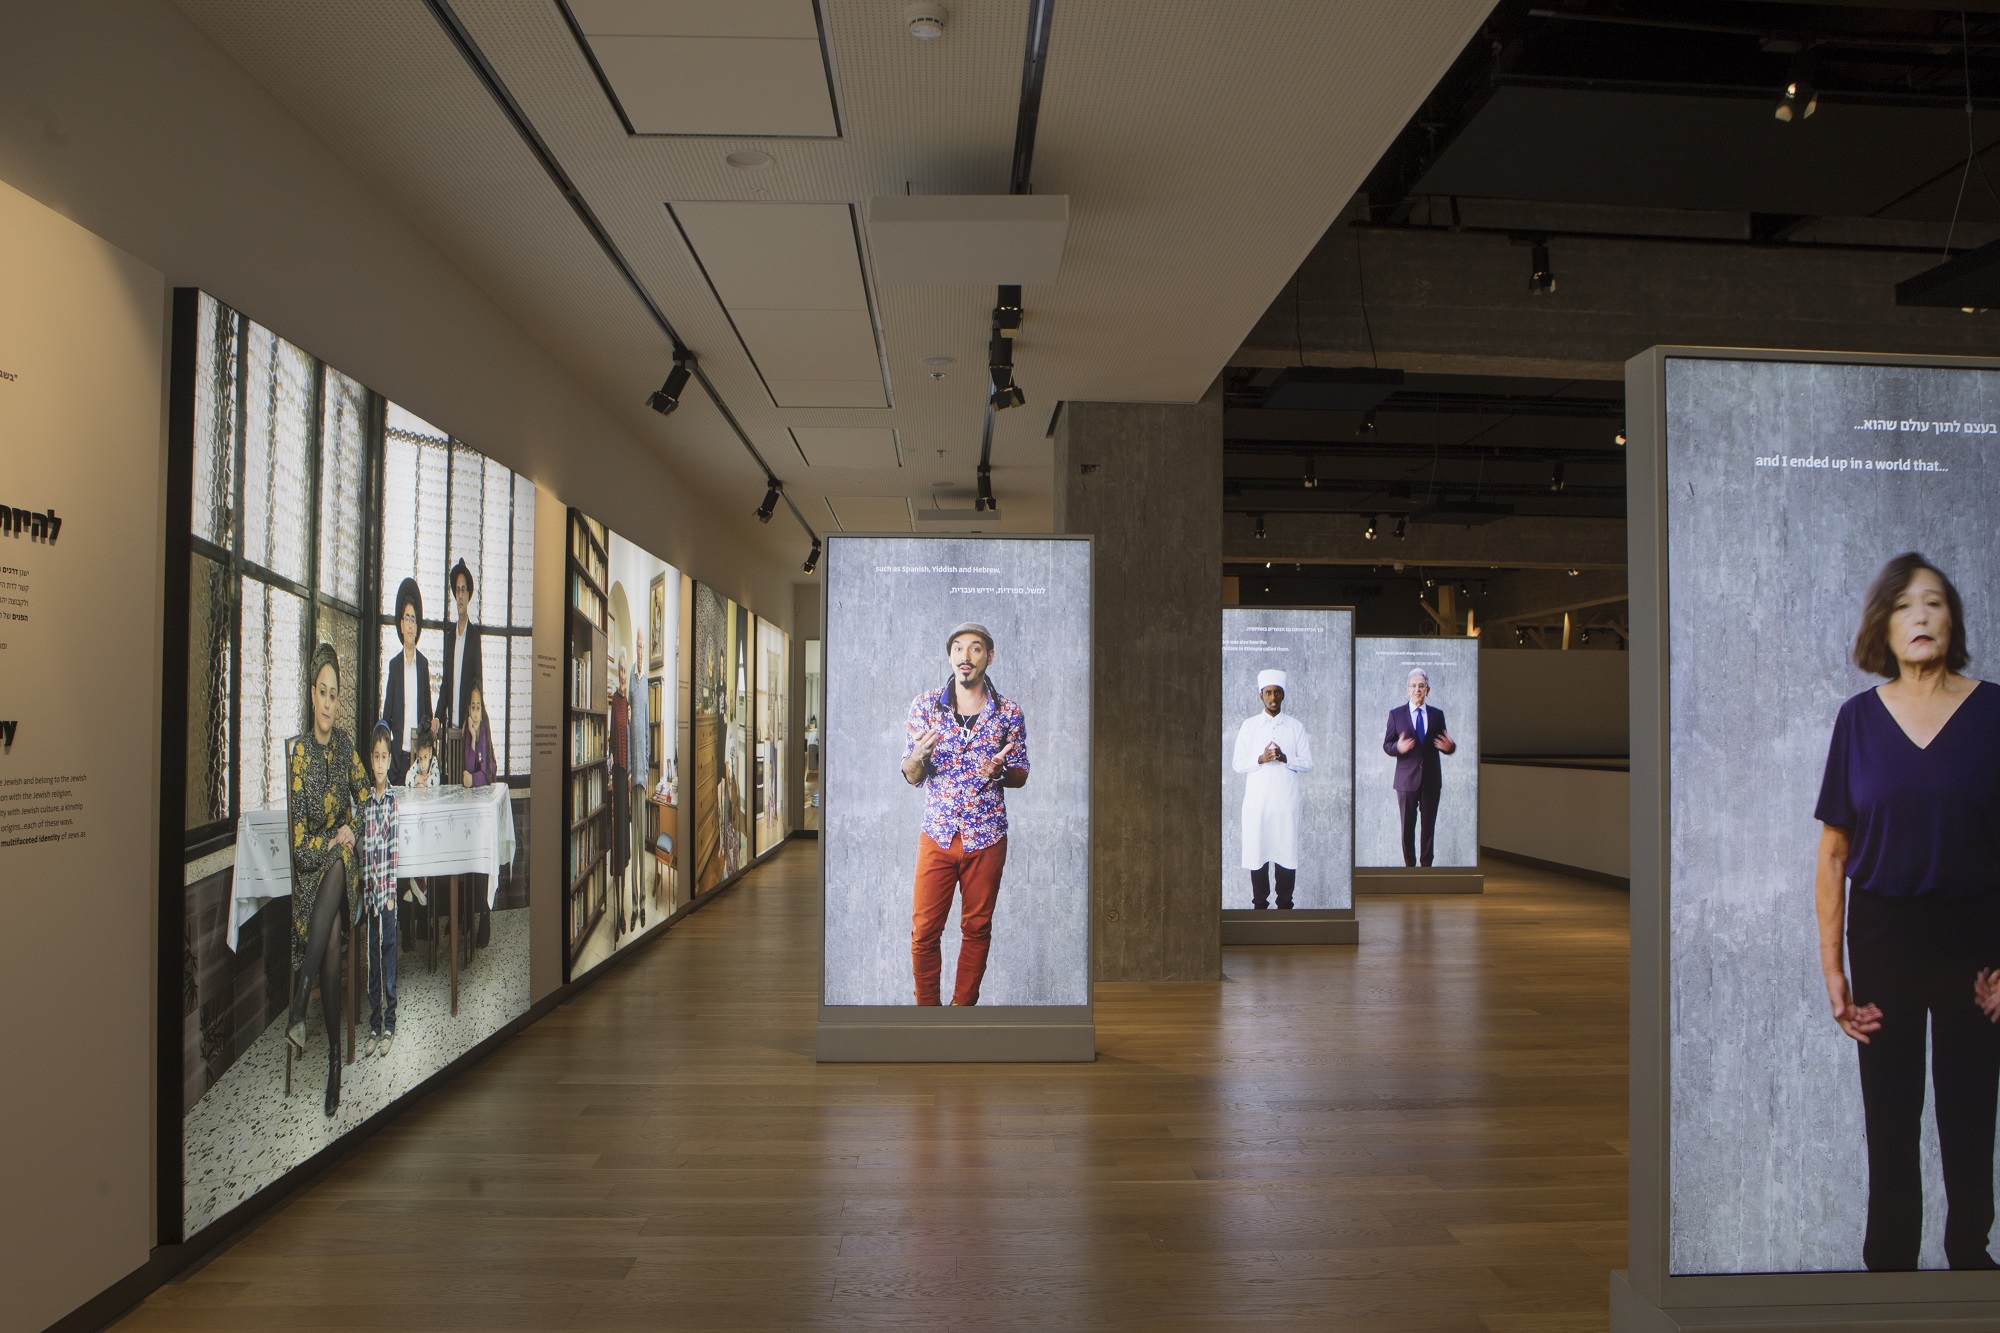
[1382,667,1457,867]
[437,558,482,731]
[380,577,435,787]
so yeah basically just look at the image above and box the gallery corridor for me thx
[115,843,1628,1332]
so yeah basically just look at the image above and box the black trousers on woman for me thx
[1848,886,2000,1270]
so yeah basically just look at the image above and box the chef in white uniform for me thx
[1232,668,1314,909]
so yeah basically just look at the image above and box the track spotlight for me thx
[989,331,1025,410]
[802,539,822,573]
[1253,513,1267,540]
[976,465,996,512]
[755,482,780,523]
[1393,514,1407,540]
[1356,409,1377,437]
[1614,429,1627,447]
[993,285,1022,338]
[1549,462,1566,493]
[648,356,693,415]
[1363,514,1379,541]
[991,379,1027,410]
[1302,457,1319,489]
[1580,627,1592,645]
[1774,55,1818,122]
[1529,240,1556,295]
[1567,568,1580,577]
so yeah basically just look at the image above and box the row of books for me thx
[569,521,607,589]
[571,577,605,630]
[568,766,606,820]
[570,649,596,710]
[566,818,605,890]
[571,715,606,767]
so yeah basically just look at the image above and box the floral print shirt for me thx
[358,788,400,917]
[902,676,1030,852]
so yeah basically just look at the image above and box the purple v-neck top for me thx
[1815,681,2000,898]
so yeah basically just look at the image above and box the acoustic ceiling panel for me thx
[566,0,836,136]
[826,496,913,531]
[790,426,900,468]
[671,201,889,408]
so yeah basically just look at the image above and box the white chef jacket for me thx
[1232,710,1314,869]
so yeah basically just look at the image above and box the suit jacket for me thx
[438,621,483,729]
[381,649,434,762]
[1382,703,1449,793]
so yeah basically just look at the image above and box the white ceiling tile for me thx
[671,202,865,310]
[569,0,819,39]
[589,35,834,136]
[767,379,890,409]
[734,307,881,380]
[790,427,899,468]
[827,496,913,532]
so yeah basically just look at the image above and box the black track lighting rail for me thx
[974,0,1057,513]
[421,0,819,549]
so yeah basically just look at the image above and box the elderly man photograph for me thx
[1383,667,1456,868]
[899,622,1031,1006]
[1233,668,1315,909]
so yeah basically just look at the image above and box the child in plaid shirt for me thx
[361,722,401,1056]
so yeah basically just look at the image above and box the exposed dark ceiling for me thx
[1225,1,2000,539]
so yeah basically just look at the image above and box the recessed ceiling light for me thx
[725,150,774,170]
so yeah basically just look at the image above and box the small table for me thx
[230,785,517,1056]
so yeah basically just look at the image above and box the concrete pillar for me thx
[1054,385,1223,983]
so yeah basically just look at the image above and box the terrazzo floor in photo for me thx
[180,906,530,1237]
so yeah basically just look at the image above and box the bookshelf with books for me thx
[564,509,612,974]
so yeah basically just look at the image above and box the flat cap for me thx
[945,622,994,652]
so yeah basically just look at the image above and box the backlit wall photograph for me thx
[1220,607,1354,911]
[821,535,1091,1008]
[693,583,754,895]
[1353,636,1480,869]
[754,615,788,855]
[563,512,682,981]
[173,292,535,1238]
[1660,355,2000,1275]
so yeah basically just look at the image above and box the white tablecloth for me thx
[228,785,516,952]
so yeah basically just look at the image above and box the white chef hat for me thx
[1257,669,1287,691]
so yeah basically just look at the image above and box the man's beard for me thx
[955,666,986,693]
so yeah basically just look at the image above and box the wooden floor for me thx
[120,846,1629,1332]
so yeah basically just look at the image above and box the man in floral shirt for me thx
[900,622,1030,1006]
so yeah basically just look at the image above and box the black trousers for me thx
[1397,787,1440,867]
[1848,886,2000,1271]
[1250,864,1296,910]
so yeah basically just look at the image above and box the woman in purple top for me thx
[1815,552,2000,1271]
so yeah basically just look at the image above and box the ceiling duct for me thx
[1895,237,2000,309]
[1258,366,1405,411]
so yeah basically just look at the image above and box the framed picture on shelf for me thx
[649,572,666,672]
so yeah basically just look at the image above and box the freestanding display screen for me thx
[692,583,754,895]
[1658,355,2000,1277]
[562,511,683,981]
[821,535,1091,1011]
[171,292,536,1238]
[1220,607,1353,911]
[1353,636,1480,869]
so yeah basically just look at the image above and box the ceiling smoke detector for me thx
[922,355,954,380]
[905,3,946,40]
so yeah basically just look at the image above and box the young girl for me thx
[360,723,400,1057]
[463,684,496,788]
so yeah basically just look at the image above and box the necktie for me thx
[1414,706,1425,740]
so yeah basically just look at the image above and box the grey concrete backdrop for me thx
[1056,391,1224,983]
[1353,637,1481,868]
[1665,357,2000,1275]
[821,536,1091,1007]
[1220,608,1354,910]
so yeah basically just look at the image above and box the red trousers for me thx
[911,832,1007,1006]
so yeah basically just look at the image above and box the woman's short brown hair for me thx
[1853,553,1970,678]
